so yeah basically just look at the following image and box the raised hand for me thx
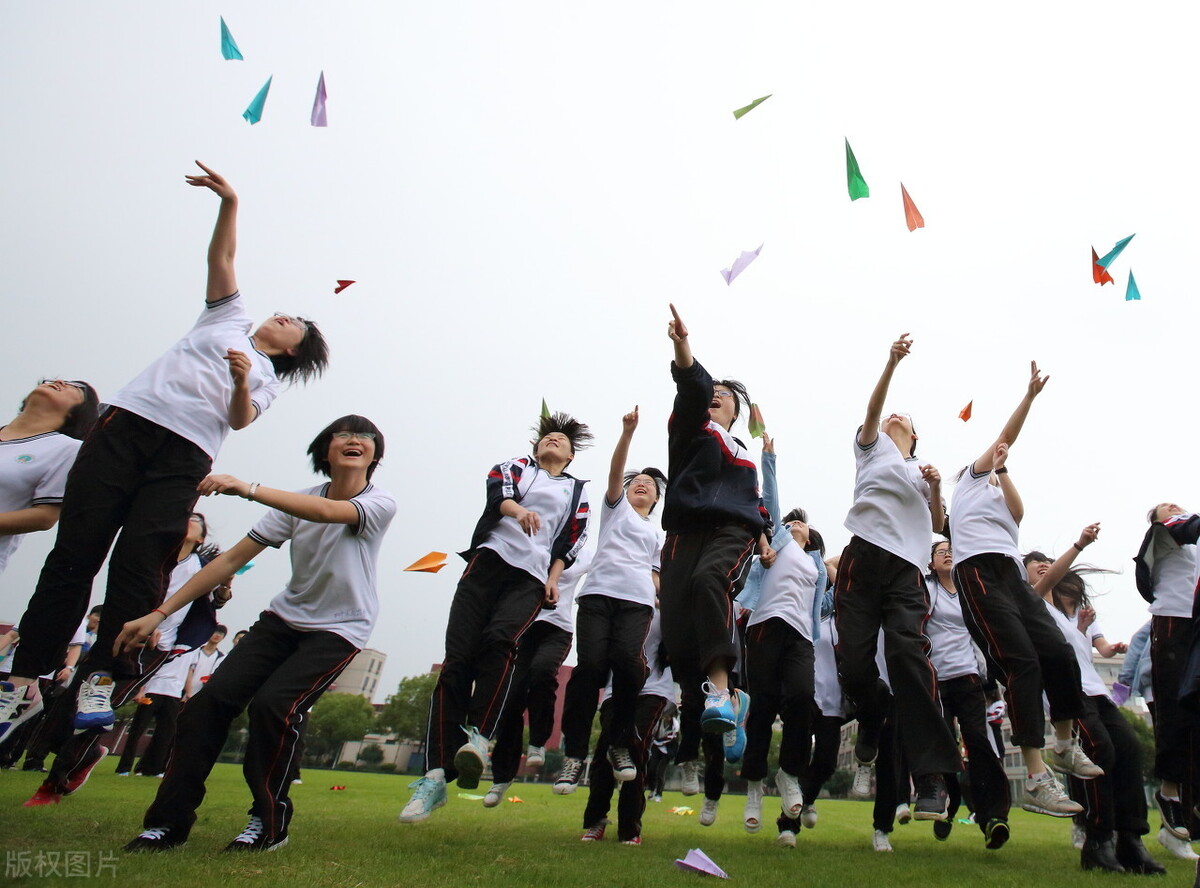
[888,334,913,367]
[185,160,237,201]
[762,432,775,454]
[622,406,640,433]
[667,303,689,342]
[1076,522,1100,549]
[992,442,1009,470]
[1027,360,1049,398]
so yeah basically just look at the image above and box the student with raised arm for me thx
[834,333,959,821]
[659,304,772,790]
[400,412,591,823]
[0,163,328,744]
[554,408,663,794]
[120,415,394,852]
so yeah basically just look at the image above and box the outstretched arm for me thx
[1031,523,1100,596]
[973,361,1048,474]
[186,161,239,304]
[198,474,360,525]
[859,334,911,448]
[607,408,639,505]
[667,304,693,369]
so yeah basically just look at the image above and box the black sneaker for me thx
[1157,791,1191,841]
[984,819,1010,850]
[1081,837,1126,873]
[124,826,187,853]
[933,819,953,841]
[224,815,289,852]
[913,774,949,822]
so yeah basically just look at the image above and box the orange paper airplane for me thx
[958,401,972,422]
[900,184,925,232]
[404,551,448,573]
[507,796,524,804]
[1091,248,1114,285]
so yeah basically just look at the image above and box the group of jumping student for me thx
[0,168,1194,877]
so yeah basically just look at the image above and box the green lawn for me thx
[1,761,1193,887]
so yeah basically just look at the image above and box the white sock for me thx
[426,768,445,781]
[1052,738,1071,753]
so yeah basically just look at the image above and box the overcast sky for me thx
[3,2,1197,702]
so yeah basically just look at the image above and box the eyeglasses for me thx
[333,431,377,441]
[712,391,735,399]
[273,312,308,331]
[39,379,88,396]
[934,548,953,556]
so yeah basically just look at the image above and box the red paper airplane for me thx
[334,280,356,294]
[901,184,925,232]
[958,401,972,422]
[1091,249,1113,285]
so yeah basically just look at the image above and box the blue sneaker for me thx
[453,727,490,789]
[700,681,735,733]
[722,689,750,763]
[398,776,447,823]
[74,673,115,731]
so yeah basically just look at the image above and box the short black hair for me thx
[931,540,951,560]
[307,415,385,480]
[782,507,808,525]
[88,605,103,616]
[530,412,594,456]
[20,380,100,440]
[713,378,750,423]
[270,318,329,385]
[214,624,228,637]
[1022,550,1050,567]
[623,468,667,512]
[805,527,826,556]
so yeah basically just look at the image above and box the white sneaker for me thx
[895,803,912,825]
[398,775,448,823]
[699,798,719,826]
[850,763,873,798]
[1158,826,1200,860]
[1020,771,1082,817]
[554,757,585,795]
[776,830,797,848]
[744,780,764,833]
[1071,821,1086,850]
[74,673,115,731]
[1045,742,1103,779]
[774,769,803,819]
[608,747,636,782]
[452,727,490,790]
[0,681,43,746]
[525,745,545,768]
[800,805,818,829]
[873,829,893,852]
[483,781,511,808]
[679,760,702,796]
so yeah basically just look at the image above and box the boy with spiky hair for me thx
[400,411,592,823]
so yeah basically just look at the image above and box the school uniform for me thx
[561,495,659,759]
[949,465,1084,748]
[426,456,588,779]
[0,431,80,576]
[14,293,280,680]
[834,432,959,777]
[799,613,849,806]
[140,481,395,844]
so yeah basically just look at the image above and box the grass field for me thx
[1,761,1194,887]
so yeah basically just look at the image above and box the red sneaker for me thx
[63,745,108,796]
[621,836,643,846]
[581,820,608,841]
[23,784,63,807]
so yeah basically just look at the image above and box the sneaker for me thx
[895,803,912,825]
[116,771,131,777]
[650,794,662,803]
[800,805,818,830]
[74,673,115,731]
[1045,742,1103,780]
[1158,826,1200,860]
[913,774,948,822]
[699,798,719,827]
[1020,771,1083,817]
[700,681,736,733]
[23,784,62,807]
[63,744,108,795]
[483,781,511,808]
[525,745,545,768]
[554,757,585,795]
[224,815,288,852]
[984,818,1009,850]
[679,760,701,796]
[1158,791,1192,841]
[777,830,797,849]
[0,681,43,744]
[934,819,952,841]
[744,780,764,833]
[291,778,302,785]
[581,820,608,841]
[872,829,893,852]
[722,689,750,762]
[609,747,636,782]
[850,762,873,798]
[620,836,642,846]
[774,768,803,819]
[398,775,447,823]
[453,727,490,789]
[124,826,186,853]
[1071,821,1086,850]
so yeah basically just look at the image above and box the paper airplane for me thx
[958,401,972,422]
[334,280,356,294]
[1091,248,1114,285]
[1126,270,1141,301]
[733,94,772,120]
[674,848,729,879]
[243,76,272,125]
[1097,234,1135,269]
[845,138,869,200]
[541,398,551,420]
[507,796,524,803]
[329,785,347,790]
[900,184,924,231]
[311,71,328,127]
[220,17,243,61]
[457,793,485,800]
[748,404,765,439]
[404,552,448,573]
[234,561,255,575]
[720,244,763,285]
[668,806,695,815]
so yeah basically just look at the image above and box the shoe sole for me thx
[553,782,578,795]
[1020,802,1079,818]
[985,822,1009,850]
[1046,761,1101,781]
[124,840,186,853]
[701,714,735,733]
[0,695,45,746]
[776,834,797,848]
[453,748,485,790]
[398,796,446,823]
[913,811,948,822]
[63,746,108,796]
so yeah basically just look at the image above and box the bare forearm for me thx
[228,385,256,430]
[0,505,60,535]
[860,362,896,446]
[998,474,1024,524]
[607,430,635,503]
[929,489,946,533]
[1033,545,1080,596]
[206,196,239,303]
[162,550,247,617]
[251,485,359,525]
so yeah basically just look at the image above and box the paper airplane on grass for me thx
[243,76,272,125]
[1091,248,1114,285]
[311,71,328,127]
[507,796,524,804]
[958,401,972,422]
[457,793,485,800]
[845,138,869,200]
[720,244,763,285]
[1126,270,1141,301]
[404,552,448,573]
[220,17,243,60]
[900,184,924,231]
[1097,234,1135,269]
[334,280,356,294]
[732,95,771,119]
[674,848,729,878]
[668,805,695,815]
[747,404,765,439]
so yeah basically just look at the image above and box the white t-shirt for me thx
[0,431,80,574]
[107,293,281,460]
[844,432,934,570]
[748,541,818,642]
[925,575,980,681]
[480,468,579,582]
[1150,528,1197,618]
[577,495,660,607]
[535,547,592,633]
[142,649,192,697]
[1044,601,1109,699]
[948,466,1024,574]
[157,553,204,651]
[186,646,224,694]
[249,483,397,649]
[813,615,845,718]
[602,609,674,703]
